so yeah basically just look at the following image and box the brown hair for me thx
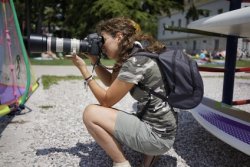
[96,17,165,71]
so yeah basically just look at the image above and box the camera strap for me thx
[92,56,114,71]
[91,58,101,73]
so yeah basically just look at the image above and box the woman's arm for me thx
[89,57,115,86]
[88,78,134,107]
[71,55,134,107]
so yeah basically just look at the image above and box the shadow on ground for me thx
[36,141,177,167]
[35,111,250,167]
[0,115,14,138]
[0,107,32,137]
[173,111,250,167]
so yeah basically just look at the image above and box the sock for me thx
[113,160,131,167]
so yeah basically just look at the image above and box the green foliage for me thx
[186,3,210,21]
[15,0,184,38]
[89,0,184,36]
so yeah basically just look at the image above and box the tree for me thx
[89,0,184,36]
[15,0,185,38]
[185,3,210,23]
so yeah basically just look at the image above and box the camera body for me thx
[84,33,103,55]
[29,33,103,56]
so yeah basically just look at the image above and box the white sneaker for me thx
[113,160,131,167]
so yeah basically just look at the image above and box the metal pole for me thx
[222,0,242,105]
[25,0,31,56]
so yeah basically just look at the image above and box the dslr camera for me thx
[29,33,103,56]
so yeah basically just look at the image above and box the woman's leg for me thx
[83,104,127,163]
[141,154,160,167]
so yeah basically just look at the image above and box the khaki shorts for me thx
[114,111,175,155]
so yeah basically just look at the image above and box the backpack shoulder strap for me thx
[137,82,168,101]
[132,50,159,59]
[131,48,169,101]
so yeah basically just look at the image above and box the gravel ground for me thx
[0,66,250,167]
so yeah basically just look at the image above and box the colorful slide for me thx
[0,0,38,117]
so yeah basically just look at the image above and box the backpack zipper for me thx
[189,59,195,93]
[172,50,177,92]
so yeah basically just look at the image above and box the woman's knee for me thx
[82,104,99,124]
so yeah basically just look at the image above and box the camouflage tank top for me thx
[117,55,177,132]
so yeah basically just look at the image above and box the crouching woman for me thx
[71,17,177,167]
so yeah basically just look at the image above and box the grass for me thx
[38,57,250,90]
[203,75,250,79]
[236,60,250,67]
[41,75,99,89]
[41,75,82,89]
[30,56,250,67]
[39,105,54,109]
[41,71,249,91]
[30,57,116,66]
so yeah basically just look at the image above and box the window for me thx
[193,40,196,51]
[204,10,210,17]
[171,21,174,26]
[178,19,182,27]
[162,23,166,35]
[214,39,219,50]
[171,21,174,34]
[218,9,223,14]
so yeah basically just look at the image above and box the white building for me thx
[157,0,250,56]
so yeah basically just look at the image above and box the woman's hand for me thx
[70,54,87,70]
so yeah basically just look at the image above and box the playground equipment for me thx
[189,6,250,155]
[165,4,250,155]
[0,0,38,117]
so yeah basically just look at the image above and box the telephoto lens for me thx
[29,33,103,56]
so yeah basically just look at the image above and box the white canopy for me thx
[188,7,250,38]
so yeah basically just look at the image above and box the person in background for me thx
[70,17,177,167]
